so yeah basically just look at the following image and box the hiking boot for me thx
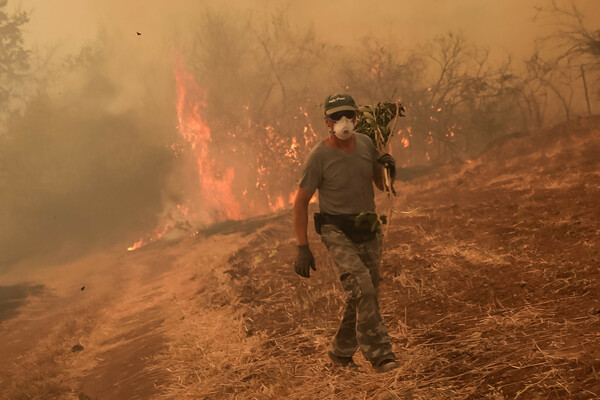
[328,350,356,367]
[375,359,398,373]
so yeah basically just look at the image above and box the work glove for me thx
[377,153,397,180]
[294,244,316,278]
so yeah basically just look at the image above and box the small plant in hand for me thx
[354,102,405,151]
[355,101,405,235]
[355,102,405,195]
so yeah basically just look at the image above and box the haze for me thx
[19,0,600,58]
[1,1,600,398]
[1,0,598,267]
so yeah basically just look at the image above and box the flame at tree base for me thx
[174,55,242,222]
[127,55,305,251]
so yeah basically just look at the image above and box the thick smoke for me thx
[0,33,181,268]
[1,0,598,268]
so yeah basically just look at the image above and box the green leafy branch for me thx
[354,101,405,198]
[354,101,405,151]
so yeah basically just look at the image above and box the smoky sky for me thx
[18,0,600,60]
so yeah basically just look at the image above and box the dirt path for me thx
[0,228,254,399]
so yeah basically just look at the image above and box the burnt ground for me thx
[0,284,45,323]
[0,116,599,399]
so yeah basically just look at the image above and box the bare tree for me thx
[417,33,524,163]
[180,8,330,208]
[525,52,576,121]
[340,33,527,166]
[0,1,30,116]
[340,37,424,103]
[534,0,600,113]
[535,0,600,66]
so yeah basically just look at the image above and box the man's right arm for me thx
[293,187,314,245]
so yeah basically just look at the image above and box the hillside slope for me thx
[1,116,599,400]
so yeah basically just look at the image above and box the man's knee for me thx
[340,273,376,300]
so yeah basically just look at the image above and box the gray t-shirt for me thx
[299,133,379,214]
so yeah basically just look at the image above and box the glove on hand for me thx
[377,153,397,179]
[294,244,316,278]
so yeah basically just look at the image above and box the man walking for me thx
[293,93,398,372]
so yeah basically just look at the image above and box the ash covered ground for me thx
[0,116,599,399]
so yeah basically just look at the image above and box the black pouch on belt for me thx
[315,213,378,243]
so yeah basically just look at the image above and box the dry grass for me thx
[2,117,599,399]
[144,117,600,399]
[2,296,110,399]
[146,209,600,399]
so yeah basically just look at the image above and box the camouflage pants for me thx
[320,224,395,366]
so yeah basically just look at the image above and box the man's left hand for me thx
[294,244,316,278]
[377,153,396,179]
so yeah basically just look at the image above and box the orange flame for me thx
[127,239,143,251]
[126,220,175,251]
[174,56,241,221]
[127,56,320,251]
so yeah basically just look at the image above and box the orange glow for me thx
[370,63,380,76]
[126,220,173,252]
[127,239,143,252]
[128,56,320,251]
[174,55,241,221]
[272,195,285,210]
[401,136,410,148]
[266,189,317,213]
[267,193,288,212]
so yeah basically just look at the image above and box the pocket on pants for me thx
[340,273,361,299]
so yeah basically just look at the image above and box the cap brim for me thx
[325,105,357,116]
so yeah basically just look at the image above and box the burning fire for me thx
[174,56,242,221]
[127,239,143,252]
[127,55,309,251]
[401,136,410,148]
[127,222,173,251]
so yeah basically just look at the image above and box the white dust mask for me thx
[332,116,355,140]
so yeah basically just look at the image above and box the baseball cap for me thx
[324,93,357,116]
